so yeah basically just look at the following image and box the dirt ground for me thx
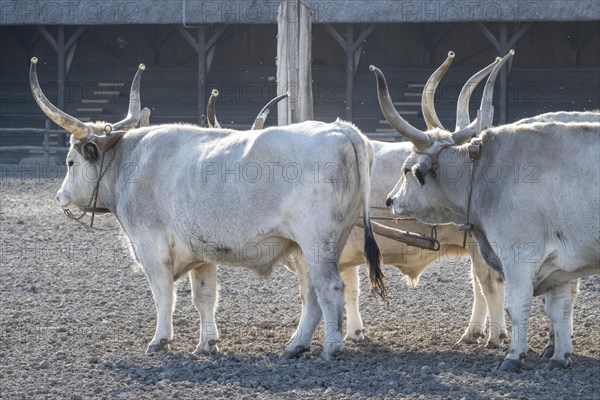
[1,176,599,399]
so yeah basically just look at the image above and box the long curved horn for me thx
[29,57,90,140]
[251,92,290,130]
[207,89,221,128]
[139,107,151,127]
[369,65,432,150]
[455,57,501,131]
[478,50,515,130]
[451,51,514,144]
[422,51,454,130]
[112,63,145,130]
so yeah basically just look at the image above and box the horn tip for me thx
[31,57,38,65]
[369,65,376,72]
[495,57,502,62]
[509,49,515,56]
[285,91,291,97]
[448,51,455,58]
[211,89,219,97]
[138,63,146,71]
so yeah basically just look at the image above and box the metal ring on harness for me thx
[429,225,440,251]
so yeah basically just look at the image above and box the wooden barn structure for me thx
[1,0,599,163]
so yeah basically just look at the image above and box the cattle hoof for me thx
[344,329,364,342]
[146,338,171,353]
[280,345,310,359]
[498,358,522,372]
[545,354,572,370]
[541,344,554,359]
[193,342,220,356]
[456,337,479,346]
[320,349,342,362]
[484,340,504,350]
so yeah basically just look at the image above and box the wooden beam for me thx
[345,24,354,121]
[454,44,495,65]
[176,25,229,124]
[353,24,377,52]
[176,25,200,52]
[206,26,227,73]
[37,26,58,51]
[206,25,227,51]
[498,23,508,124]
[65,27,85,51]
[326,23,377,121]
[478,22,532,124]
[324,24,346,48]
[352,24,377,77]
[429,25,455,51]
[477,23,500,50]
[197,28,207,125]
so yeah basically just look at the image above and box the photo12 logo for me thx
[0,1,139,24]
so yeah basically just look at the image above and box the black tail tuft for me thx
[364,225,386,301]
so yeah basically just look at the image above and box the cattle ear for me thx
[82,141,100,162]
[412,163,426,186]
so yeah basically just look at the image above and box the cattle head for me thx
[372,51,514,224]
[29,57,145,209]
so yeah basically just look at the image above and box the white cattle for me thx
[374,52,600,370]
[30,58,385,360]
[338,53,508,347]
[338,141,506,346]
[205,54,508,348]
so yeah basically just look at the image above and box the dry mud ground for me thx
[1,176,599,399]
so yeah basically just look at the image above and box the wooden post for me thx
[325,23,377,123]
[57,27,65,113]
[197,28,207,125]
[478,22,531,124]
[176,25,227,125]
[298,2,313,122]
[345,25,354,121]
[277,0,313,125]
[498,23,508,124]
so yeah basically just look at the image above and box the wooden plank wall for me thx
[1,22,599,163]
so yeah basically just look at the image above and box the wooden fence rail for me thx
[0,127,69,164]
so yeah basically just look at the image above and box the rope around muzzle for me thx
[62,147,117,231]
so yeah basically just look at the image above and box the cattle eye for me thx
[67,160,74,167]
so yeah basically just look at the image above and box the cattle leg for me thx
[340,265,364,342]
[306,254,345,361]
[458,262,488,345]
[474,255,507,348]
[499,264,533,372]
[542,279,579,358]
[282,258,322,359]
[542,281,574,368]
[189,265,219,355]
[143,261,176,353]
